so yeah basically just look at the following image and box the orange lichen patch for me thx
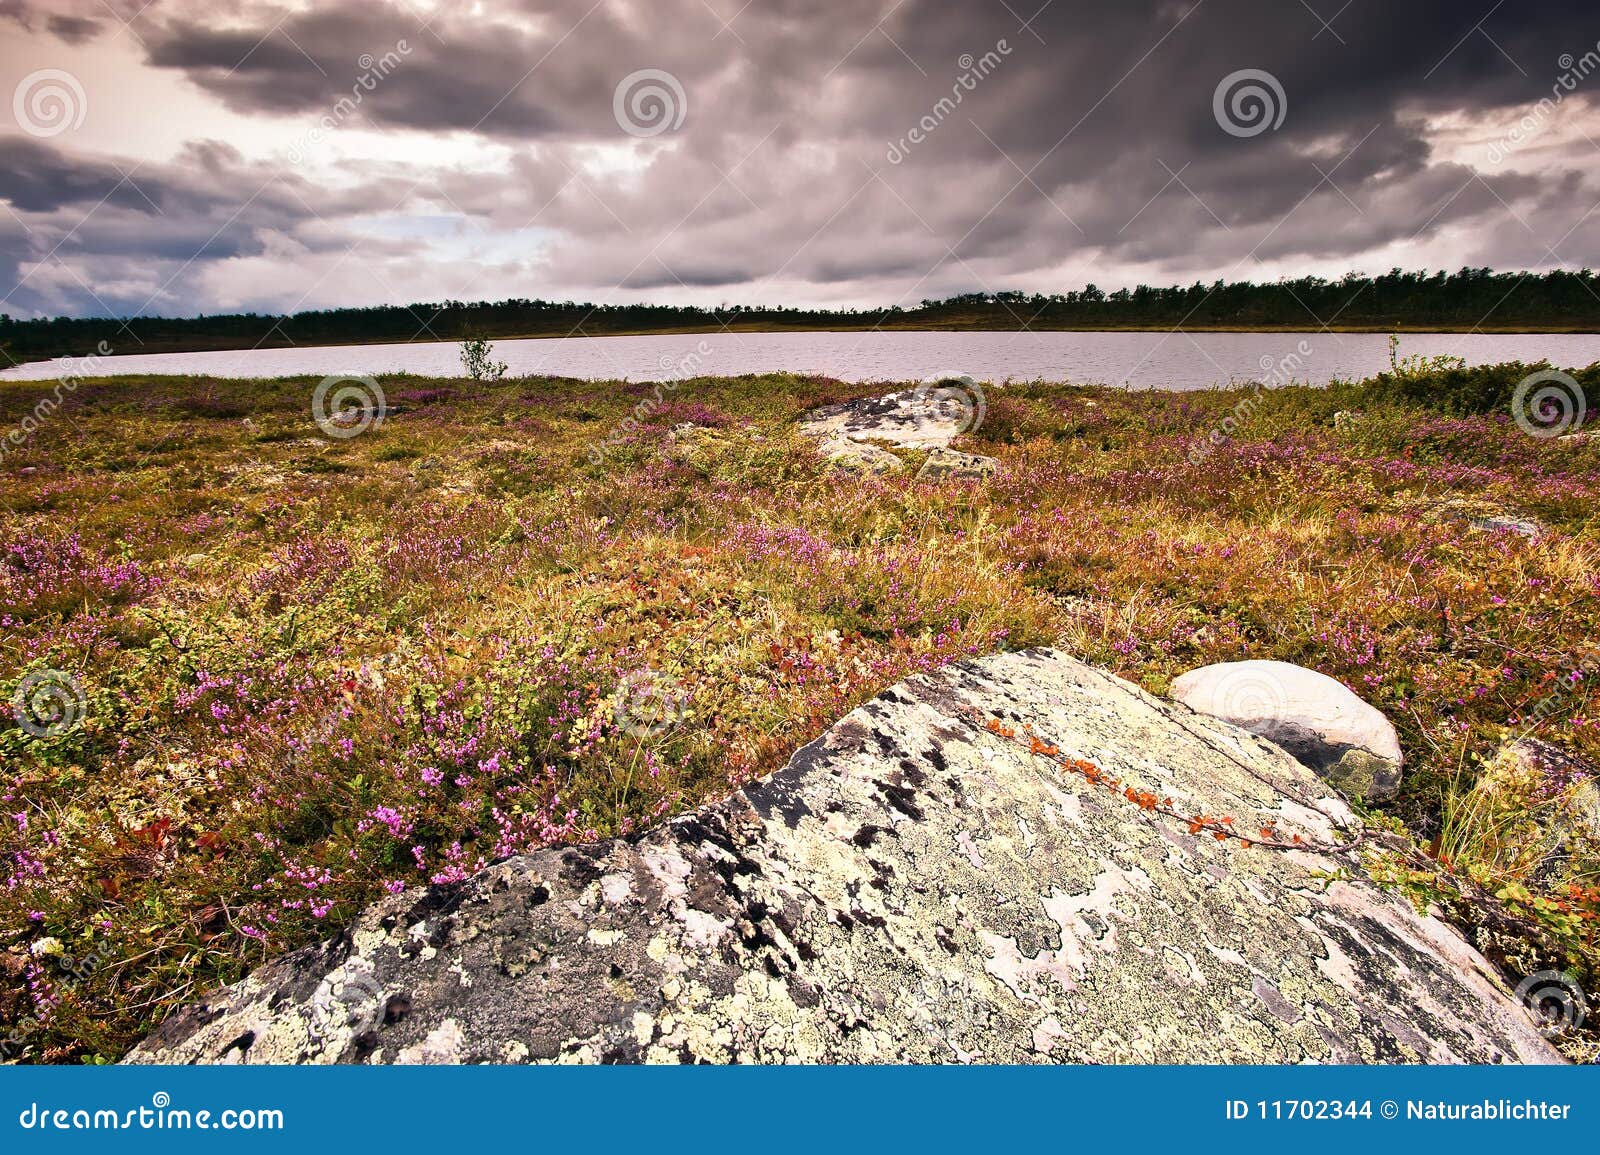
[972,711,1331,852]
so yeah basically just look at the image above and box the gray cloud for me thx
[45,13,98,42]
[0,135,419,316]
[3,0,1600,318]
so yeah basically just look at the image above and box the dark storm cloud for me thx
[133,0,905,143]
[131,1,1599,153]
[0,136,421,316]
[0,136,384,239]
[44,13,98,43]
[4,0,1600,317]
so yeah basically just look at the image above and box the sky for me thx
[1,0,1599,321]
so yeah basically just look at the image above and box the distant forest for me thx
[3,268,1598,365]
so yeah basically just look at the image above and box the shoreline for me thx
[5,322,1600,371]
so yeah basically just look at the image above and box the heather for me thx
[2,364,1598,1061]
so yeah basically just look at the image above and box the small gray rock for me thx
[817,436,905,474]
[1477,739,1600,864]
[915,448,999,481]
[1470,514,1544,539]
[1170,660,1403,800]
[1431,499,1543,540]
[666,422,718,444]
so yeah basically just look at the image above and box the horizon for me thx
[3,2,1600,323]
[3,265,1596,326]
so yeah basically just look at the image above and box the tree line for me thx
[2,267,1597,365]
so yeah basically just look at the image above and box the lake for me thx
[6,329,1600,390]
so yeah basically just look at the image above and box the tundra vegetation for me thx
[1,358,1598,1061]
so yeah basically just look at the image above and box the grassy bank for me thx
[2,362,1598,1060]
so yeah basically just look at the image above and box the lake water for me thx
[6,329,1600,391]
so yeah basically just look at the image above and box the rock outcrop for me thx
[1474,738,1600,873]
[800,386,1000,477]
[127,649,1556,1065]
[800,388,977,449]
[1170,660,1403,800]
[1471,513,1544,539]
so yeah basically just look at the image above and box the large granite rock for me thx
[1171,660,1403,800]
[126,649,1555,1065]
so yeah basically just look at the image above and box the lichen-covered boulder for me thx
[1170,660,1403,800]
[800,385,982,451]
[802,386,997,480]
[126,649,1555,1065]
